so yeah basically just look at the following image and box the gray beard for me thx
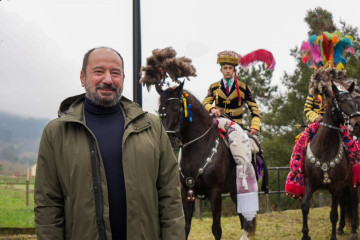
[84,81,122,107]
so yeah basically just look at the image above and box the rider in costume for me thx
[202,50,275,135]
[202,50,275,225]
[285,31,360,199]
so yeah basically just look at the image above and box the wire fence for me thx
[0,166,334,227]
[193,166,334,219]
[0,174,35,228]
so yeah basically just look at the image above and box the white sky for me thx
[1,0,359,119]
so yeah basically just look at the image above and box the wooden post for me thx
[318,192,324,207]
[265,194,270,213]
[26,166,29,206]
[195,199,202,219]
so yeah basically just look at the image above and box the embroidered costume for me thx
[203,80,261,130]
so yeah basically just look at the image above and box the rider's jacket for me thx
[202,79,261,130]
[304,94,327,122]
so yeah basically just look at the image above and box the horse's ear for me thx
[332,81,339,96]
[175,81,185,95]
[155,83,163,95]
[347,81,355,94]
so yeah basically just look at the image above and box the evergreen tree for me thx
[237,64,276,129]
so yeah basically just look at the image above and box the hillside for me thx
[0,112,49,175]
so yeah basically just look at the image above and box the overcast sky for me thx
[1,0,360,119]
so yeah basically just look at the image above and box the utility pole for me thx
[133,0,142,106]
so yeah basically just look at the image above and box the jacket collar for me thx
[57,94,148,128]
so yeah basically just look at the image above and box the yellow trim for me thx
[217,56,239,65]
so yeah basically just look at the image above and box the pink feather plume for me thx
[345,47,355,54]
[239,49,276,70]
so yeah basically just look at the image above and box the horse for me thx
[302,81,360,240]
[155,82,268,240]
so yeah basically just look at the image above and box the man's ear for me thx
[80,70,85,87]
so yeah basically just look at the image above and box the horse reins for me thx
[160,96,214,148]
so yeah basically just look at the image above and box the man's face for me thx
[80,48,125,107]
[221,64,235,79]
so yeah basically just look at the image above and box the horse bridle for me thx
[331,91,360,128]
[159,97,184,138]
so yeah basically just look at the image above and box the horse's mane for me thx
[183,89,213,126]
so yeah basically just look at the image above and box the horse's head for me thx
[156,82,185,148]
[328,81,360,133]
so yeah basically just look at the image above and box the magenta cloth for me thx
[285,122,360,199]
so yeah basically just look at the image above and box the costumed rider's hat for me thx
[216,49,276,105]
[217,50,240,66]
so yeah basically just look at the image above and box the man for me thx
[34,47,185,240]
[202,50,262,135]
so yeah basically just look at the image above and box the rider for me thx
[202,50,275,227]
[285,32,360,199]
[202,50,262,135]
[304,93,326,123]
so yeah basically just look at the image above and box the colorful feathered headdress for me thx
[217,49,276,105]
[300,31,354,70]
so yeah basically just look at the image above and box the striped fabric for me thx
[304,94,326,122]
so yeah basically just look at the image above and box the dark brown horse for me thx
[302,81,360,240]
[155,82,268,240]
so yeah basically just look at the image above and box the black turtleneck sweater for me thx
[84,98,126,240]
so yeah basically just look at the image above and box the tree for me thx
[237,64,277,128]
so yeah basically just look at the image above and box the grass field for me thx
[0,178,356,239]
[188,207,354,240]
[0,180,35,228]
[1,207,355,239]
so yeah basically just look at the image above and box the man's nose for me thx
[103,72,113,84]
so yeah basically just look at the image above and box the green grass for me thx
[0,179,357,239]
[0,184,35,228]
[188,207,354,240]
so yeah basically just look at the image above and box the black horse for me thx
[156,82,268,240]
[302,81,360,240]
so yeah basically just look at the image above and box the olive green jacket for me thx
[35,94,185,240]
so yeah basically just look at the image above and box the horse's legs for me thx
[209,188,223,240]
[181,188,195,240]
[336,193,345,235]
[330,189,342,240]
[349,186,358,240]
[301,186,314,240]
